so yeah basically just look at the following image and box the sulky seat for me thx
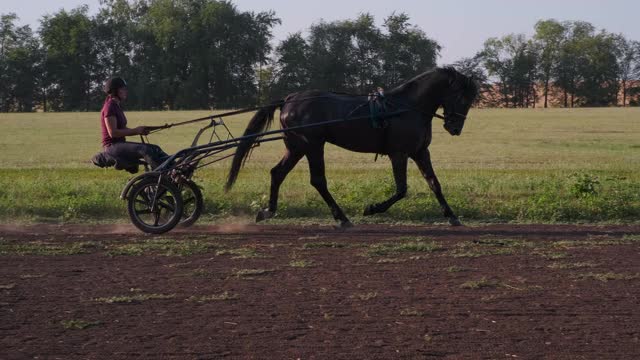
[91,151,144,174]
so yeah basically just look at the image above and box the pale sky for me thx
[4,0,639,64]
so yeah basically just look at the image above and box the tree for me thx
[382,13,440,87]
[131,0,279,109]
[0,13,18,58]
[93,0,135,81]
[534,19,566,108]
[573,29,620,106]
[40,6,99,111]
[271,32,310,97]
[6,25,41,111]
[301,13,440,94]
[349,13,383,93]
[0,13,42,112]
[479,34,538,108]
[307,19,357,92]
[554,21,593,107]
[0,13,18,111]
[613,35,640,106]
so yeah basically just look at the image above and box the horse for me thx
[225,67,479,228]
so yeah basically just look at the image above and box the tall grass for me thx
[0,108,638,223]
[0,168,637,223]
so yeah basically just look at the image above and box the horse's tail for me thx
[225,100,282,192]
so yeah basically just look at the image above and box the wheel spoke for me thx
[143,188,156,203]
[135,199,149,207]
[153,210,161,226]
[157,201,175,212]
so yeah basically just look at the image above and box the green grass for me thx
[232,268,276,278]
[471,238,535,248]
[186,292,238,302]
[215,247,263,259]
[364,238,442,257]
[289,259,314,268]
[460,277,500,289]
[400,308,426,317]
[1,108,639,224]
[451,237,536,258]
[375,258,407,264]
[451,246,514,258]
[302,242,350,249]
[351,291,378,300]
[190,269,216,277]
[446,265,468,273]
[0,241,102,256]
[552,236,640,248]
[106,238,219,256]
[60,319,102,330]
[547,261,600,269]
[534,251,569,260]
[572,272,640,282]
[94,293,176,303]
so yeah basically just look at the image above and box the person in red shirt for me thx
[100,77,169,169]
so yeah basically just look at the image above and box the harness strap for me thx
[368,90,388,129]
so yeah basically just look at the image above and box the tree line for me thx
[462,19,640,108]
[1,0,639,112]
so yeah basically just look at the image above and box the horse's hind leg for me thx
[411,148,462,226]
[363,153,408,216]
[256,148,303,222]
[306,146,352,228]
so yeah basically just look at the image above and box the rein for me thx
[146,93,459,135]
[382,97,466,122]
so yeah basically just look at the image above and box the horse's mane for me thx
[390,67,478,104]
[388,69,435,94]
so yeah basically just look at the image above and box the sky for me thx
[4,0,640,65]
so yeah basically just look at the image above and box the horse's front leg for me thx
[411,149,462,226]
[363,153,408,216]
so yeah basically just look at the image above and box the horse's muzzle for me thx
[444,124,462,136]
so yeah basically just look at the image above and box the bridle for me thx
[439,90,468,123]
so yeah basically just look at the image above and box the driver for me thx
[100,77,169,169]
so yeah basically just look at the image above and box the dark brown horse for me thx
[226,67,478,227]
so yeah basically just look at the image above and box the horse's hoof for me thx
[255,209,274,223]
[363,205,376,216]
[449,217,463,227]
[334,220,354,229]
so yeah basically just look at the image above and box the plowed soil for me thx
[1,224,640,359]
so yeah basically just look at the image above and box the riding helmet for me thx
[104,77,128,96]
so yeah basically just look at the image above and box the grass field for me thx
[0,108,639,224]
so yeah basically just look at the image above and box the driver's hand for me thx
[135,126,150,135]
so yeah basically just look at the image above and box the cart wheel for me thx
[178,180,203,228]
[127,176,183,234]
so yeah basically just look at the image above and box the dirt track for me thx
[1,224,640,359]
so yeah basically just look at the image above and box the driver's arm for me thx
[104,115,148,138]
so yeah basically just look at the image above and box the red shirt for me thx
[100,96,127,147]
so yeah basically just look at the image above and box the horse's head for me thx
[439,68,478,136]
